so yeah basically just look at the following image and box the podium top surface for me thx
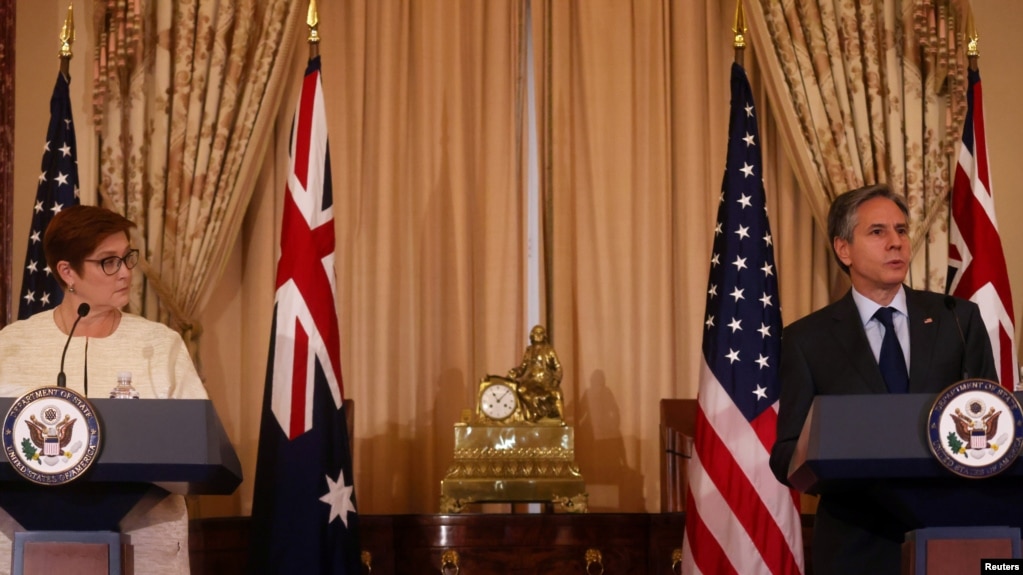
[0,397,242,494]
[789,392,1023,492]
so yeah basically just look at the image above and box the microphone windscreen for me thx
[77,303,90,317]
[944,295,957,310]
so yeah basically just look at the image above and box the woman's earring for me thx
[68,284,75,294]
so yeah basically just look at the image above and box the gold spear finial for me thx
[733,0,747,50]
[306,0,320,58]
[59,1,75,59]
[733,0,747,65]
[307,0,320,45]
[965,6,978,58]
[307,0,320,58]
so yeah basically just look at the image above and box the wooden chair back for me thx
[659,398,697,512]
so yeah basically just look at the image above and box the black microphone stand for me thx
[57,303,90,388]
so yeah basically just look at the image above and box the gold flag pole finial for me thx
[733,0,747,65]
[965,6,978,61]
[58,1,74,78]
[307,0,321,58]
[59,1,74,60]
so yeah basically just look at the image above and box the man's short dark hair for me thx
[827,184,909,274]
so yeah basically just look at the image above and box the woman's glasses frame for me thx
[83,249,140,275]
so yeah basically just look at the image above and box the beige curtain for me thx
[91,0,303,362]
[76,0,827,518]
[245,0,820,516]
[746,0,970,294]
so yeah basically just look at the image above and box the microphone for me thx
[57,303,90,388]
[945,296,969,380]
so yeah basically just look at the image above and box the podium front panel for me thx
[789,393,1023,528]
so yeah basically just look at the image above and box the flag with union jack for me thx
[947,64,1018,390]
[19,72,80,319]
[248,55,360,574]
[681,62,803,574]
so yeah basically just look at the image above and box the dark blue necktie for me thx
[874,307,909,393]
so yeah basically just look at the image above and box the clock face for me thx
[480,382,517,421]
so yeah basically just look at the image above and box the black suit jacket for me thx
[770,287,997,575]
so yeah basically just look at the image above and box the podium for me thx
[789,393,1023,573]
[0,398,242,575]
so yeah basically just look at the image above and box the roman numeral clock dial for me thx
[479,382,517,421]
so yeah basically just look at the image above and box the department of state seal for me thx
[927,379,1023,479]
[2,387,101,485]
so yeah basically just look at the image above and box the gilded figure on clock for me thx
[506,325,564,423]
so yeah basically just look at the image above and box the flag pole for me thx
[733,0,746,66]
[542,0,554,343]
[947,7,1019,389]
[18,1,81,320]
[58,1,74,79]
[307,0,320,57]
[682,2,806,570]
[249,1,360,570]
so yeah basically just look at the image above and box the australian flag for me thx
[248,55,360,574]
[19,72,79,319]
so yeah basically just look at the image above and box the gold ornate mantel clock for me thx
[440,325,588,513]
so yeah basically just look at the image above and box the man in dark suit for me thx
[770,184,997,575]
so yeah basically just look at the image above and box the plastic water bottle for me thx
[109,371,139,399]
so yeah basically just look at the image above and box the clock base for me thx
[439,423,588,513]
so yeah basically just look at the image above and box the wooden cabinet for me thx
[189,513,819,574]
[190,513,685,575]
[358,513,684,575]
[191,513,815,574]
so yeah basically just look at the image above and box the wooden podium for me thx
[789,393,1023,574]
[0,398,242,575]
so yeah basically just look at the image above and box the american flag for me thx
[947,65,1018,390]
[18,72,79,319]
[681,62,803,574]
[248,55,360,574]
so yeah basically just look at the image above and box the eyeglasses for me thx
[83,249,140,275]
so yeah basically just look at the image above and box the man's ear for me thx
[834,237,852,268]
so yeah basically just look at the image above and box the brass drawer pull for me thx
[441,549,460,575]
[671,548,682,574]
[585,548,604,575]
[361,550,372,573]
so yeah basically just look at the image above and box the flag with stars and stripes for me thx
[18,72,79,319]
[248,55,360,574]
[947,65,1018,390]
[681,62,803,575]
